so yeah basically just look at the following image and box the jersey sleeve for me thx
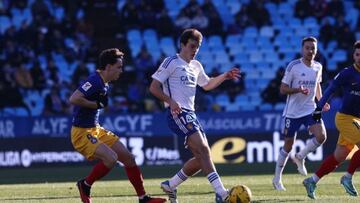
[151,57,176,83]
[78,76,101,97]
[281,63,294,85]
[317,69,347,108]
[317,64,323,83]
[197,62,210,87]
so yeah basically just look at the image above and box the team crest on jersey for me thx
[82,82,92,91]
[185,115,195,123]
[86,134,98,144]
[186,123,193,130]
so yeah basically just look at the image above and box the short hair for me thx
[98,48,124,70]
[354,40,360,50]
[302,36,317,47]
[179,28,203,46]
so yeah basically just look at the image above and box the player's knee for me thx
[104,153,118,168]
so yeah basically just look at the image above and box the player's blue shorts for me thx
[167,108,205,146]
[282,114,322,138]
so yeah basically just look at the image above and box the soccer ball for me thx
[227,184,252,203]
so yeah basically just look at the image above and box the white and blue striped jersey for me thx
[152,54,210,111]
[282,58,322,118]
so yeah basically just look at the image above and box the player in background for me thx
[303,41,360,199]
[273,37,330,191]
[149,28,241,203]
[69,48,166,203]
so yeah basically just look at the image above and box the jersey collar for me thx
[354,63,360,72]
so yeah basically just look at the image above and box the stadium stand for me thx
[0,0,359,116]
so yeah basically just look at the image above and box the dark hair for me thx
[302,36,317,47]
[179,28,203,46]
[98,48,124,70]
[354,40,360,50]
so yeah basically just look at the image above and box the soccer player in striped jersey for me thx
[273,37,330,191]
[69,48,165,203]
[303,41,360,199]
[150,28,241,203]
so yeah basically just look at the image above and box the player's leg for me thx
[273,117,300,190]
[303,144,350,199]
[293,115,325,176]
[297,116,326,160]
[71,126,117,203]
[161,157,201,203]
[166,157,201,189]
[111,139,166,203]
[187,131,229,202]
[340,115,360,196]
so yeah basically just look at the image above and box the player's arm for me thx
[279,83,308,95]
[149,79,182,114]
[202,67,240,91]
[69,90,98,109]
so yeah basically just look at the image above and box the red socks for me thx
[347,150,360,175]
[85,161,111,185]
[315,154,339,179]
[125,166,146,197]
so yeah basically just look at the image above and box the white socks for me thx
[297,137,321,159]
[169,169,188,189]
[207,172,228,199]
[274,148,289,182]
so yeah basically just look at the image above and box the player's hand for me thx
[96,95,108,109]
[312,107,322,122]
[169,100,182,115]
[225,67,241,81]
[299,85,309,95]
[323,102,330,112]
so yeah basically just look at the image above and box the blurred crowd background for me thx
[0,0,359,116]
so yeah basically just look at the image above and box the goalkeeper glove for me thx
[96,95,108,109]
[312,107,322,122]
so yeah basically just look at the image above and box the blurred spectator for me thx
[134,47,155,83]
[247,0,271,27]
[319,18,335,47]
[312,0,328,20]
[0,63,30,114]
[14,63,33,89]
[43,86,68,115]
[120,1,140,29]
[191,8,208,33]
[127,79,146,112]
[327,0,344,18]
[156,9,174,36]
[175,11,192,32]
[261,67,286,105]
[30,61,46,91]
[139,3,157,29]
[72,62,89,86]
[231,5,251,33]
[294,0,313,19]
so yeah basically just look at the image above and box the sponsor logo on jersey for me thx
[86,134,98,144]
[82,82,92,91]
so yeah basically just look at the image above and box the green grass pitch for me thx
[0,164,359,202]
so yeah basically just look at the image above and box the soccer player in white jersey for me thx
[150,28,240,203]
[272,37,330,191]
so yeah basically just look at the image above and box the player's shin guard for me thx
[85,161,111,185]
[347,150,360,175]
[315,154,339,179]
[125,166,146,197]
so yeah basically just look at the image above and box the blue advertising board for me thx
[0,110,337,138]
